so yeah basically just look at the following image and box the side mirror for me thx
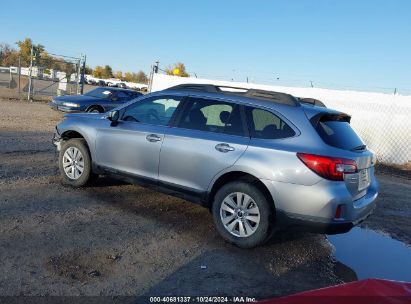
[108,110,119,126]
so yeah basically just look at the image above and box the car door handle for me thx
[146,134,162,142]
[215,143,235,153]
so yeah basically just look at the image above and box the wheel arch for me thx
[206,171,276,216]
[60,129,93,156]
[86,104,105,113]
[61,130,85,140]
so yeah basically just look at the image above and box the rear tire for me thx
[212,181,272,248]
[59,138,94,187]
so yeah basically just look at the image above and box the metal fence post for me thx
[18,56,21,100]
[28,45,33,101]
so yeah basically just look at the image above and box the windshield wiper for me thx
[351,144,366,151]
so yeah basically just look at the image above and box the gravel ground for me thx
[0,99,410,300]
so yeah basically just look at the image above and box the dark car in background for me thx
[49,87,143,113]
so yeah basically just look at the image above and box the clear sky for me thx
[1,0,410,93]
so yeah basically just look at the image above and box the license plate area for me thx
[358,168,370,191]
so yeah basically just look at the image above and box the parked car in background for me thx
[49,87,142,113]
[53,84,378,248]
[97,80,107,86]
[125,82,148,91]
[85,78,97,85]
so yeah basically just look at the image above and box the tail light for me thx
[297,153,357,181]
[335,205,343,219]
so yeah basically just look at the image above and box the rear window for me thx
[315,119,364,150]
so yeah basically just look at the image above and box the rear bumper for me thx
[261,173,379,234]
[276,203,376,234]
[49,102,81,113]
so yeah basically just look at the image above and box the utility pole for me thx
[310,80,314,88]
[76,56,81,95]
[148,60,159,93]
[80,54,86,94]
[246,76,249,83]
[154,60,159,73]
[27,45,34,101]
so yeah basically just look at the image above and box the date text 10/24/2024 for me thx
[149,296,257,303]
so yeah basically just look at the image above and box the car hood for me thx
[53,94,103,104]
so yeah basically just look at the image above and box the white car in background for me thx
[125,82,148,91]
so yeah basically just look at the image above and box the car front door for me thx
[159,96,250,194]
[95,95,183,181]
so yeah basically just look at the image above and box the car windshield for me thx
[84,88,114,99]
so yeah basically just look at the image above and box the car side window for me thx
[121,95,182,126]
[246,107,296,139]
[178,97,247,136]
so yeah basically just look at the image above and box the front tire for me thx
[87,106,103,113]
[212,181,272,248]
[59,138,93,187]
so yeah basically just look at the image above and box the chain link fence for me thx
[324,96,411,165]
[0,66,17,98]
[0,53,86,100]
[29,54,84,98]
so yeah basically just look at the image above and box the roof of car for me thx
[164,84,299,106]
[160,84,339,115]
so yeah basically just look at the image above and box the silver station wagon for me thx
[53,84,378,248]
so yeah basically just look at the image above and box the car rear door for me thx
[95,95,183,181]
[159,96,250,193]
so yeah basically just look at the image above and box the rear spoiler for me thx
[298,97,326,108]
[310,112,351,127]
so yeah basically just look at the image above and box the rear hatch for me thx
[311,112,375,199]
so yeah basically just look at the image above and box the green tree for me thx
[121,70,148,83]
[93,66,104,78]
[84,65,93,75]
[38,51,54,69]
[16,38,45,66]
[123,72,133,82]
[114,70,123,80]
[133,70,148,83]
[165,62,189,77]
[0,43,19,66]
[102,65,113,79]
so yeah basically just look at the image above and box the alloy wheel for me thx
[220,192,261,237]
[62,147,85,180]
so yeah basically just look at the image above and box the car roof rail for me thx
[297,97,327,108]
[165,83,300,107]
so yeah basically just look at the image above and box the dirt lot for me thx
[0,99,410,300]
